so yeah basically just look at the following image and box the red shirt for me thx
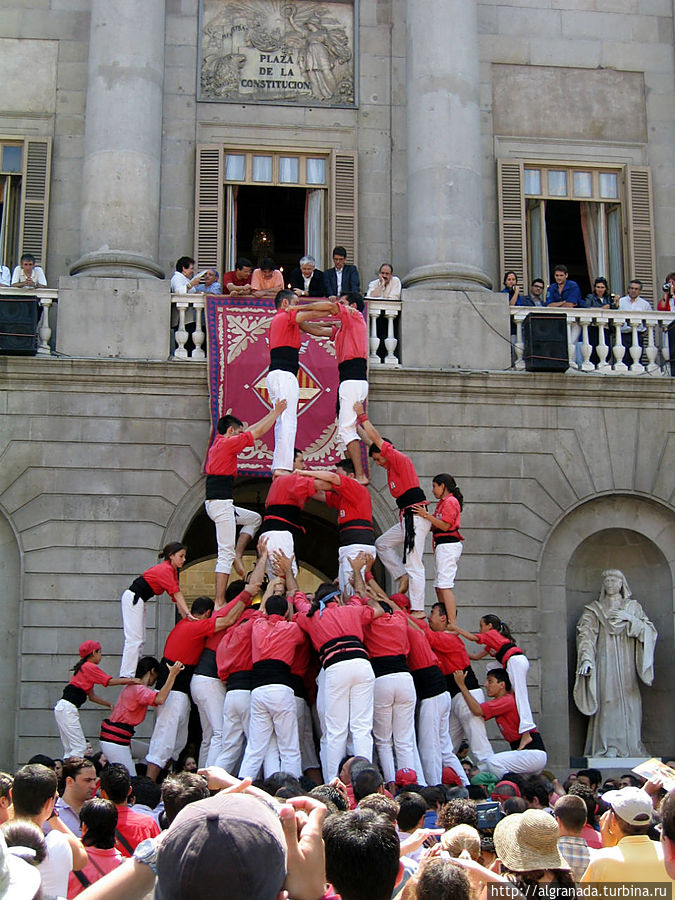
[480,692,521,743]
[114,805,160,857]
[364,610,410,658]
[163,618,216,666]
[405,622,441,672]
[204,590,253,653]
[334,302,368,363]
[476,629,523,664]
[419,622,470,674]
[294,593,375,650]
[269,307,301,350]
[141,560,181,599]
[265,472,316,509]
[70,662,112,693]
[205,431,254,476]
[217,610,259,681]
[107,684,158,727]
[432,496,463,547]
[326,474,372,524]
[251,615,305,665]
[380,442,420,500]
[223,270,252,293]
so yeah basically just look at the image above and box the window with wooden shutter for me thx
[330,151,357,265]
[194,145,223,276]
[497,159,527,287]
[18,137,51,268]
[625,166,656,301]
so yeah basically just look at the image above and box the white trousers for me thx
[266,369,299,472]
[376,516,431,611]
[260,531,298,582]
[449,687,493,763]
[487,654,535,734]
[214,688,250,774]
[119,589,147,678]
[205,501,263,575]
[146,691,190,768]
[416,692,467,787]
[372,672,417,783]
[484,748,548,779]
[337,544,377,597]
[434,542,463,589]
[99,739,149,773]
[190,674,227,768]
[239,684,302,778]
[54,699,87,758]
[318,658,375,780]
[337,379,369,448]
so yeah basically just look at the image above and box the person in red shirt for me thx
[453,668,547,778]
[99,764,160,857]
[99,656,184,773]
[356,405,430,615]
[145,592,253,781]
[412,473,464,624]
[266,289,335,474]
[205,399,286,605]
[54,640,140,759]
[222,257,253,296]
[119,541,190,678]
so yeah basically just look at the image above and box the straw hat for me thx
[493,809,570,872]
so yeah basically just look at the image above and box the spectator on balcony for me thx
[11,253,47,288]
[289,255,325,297]
[0,264,10,286]
[222,257,254,296]
[657,272,675,312]
[323,245,360,299]
[584,276,611,309]
[194,267,222,295]
[251,257,285,298]
[170,256,200,295]
[521,277,545,306]
[366,264,401,301]
[545,264,582,308]
[618,279,651,356]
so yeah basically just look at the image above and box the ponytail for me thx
[72,653,95,675]
[307,582,341,618]
[482,614,514,641]
[160,541,186,561]
[433,473,464,511]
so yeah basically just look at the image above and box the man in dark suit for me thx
[288,255,325,297]
[322,245,360,298]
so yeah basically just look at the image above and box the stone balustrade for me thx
[0,288,58,356]
[510,307,675,375]
[171,295,206,360]
[367,298,401,367]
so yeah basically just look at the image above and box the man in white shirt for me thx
[0,265,10,286]
[170,255,201,332]
[618,278,652,358]
[367,264,402,301]
[11,763,88,898]
[11,253,47,288]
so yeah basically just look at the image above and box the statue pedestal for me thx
[586,757,649,770]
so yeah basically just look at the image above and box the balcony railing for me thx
[510,307,674,375]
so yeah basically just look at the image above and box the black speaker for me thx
[0,297,38,356]
[523,313,569,372]
[668,320,675,377]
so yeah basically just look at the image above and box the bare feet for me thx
[518,730,533,750]
[233,556,246,578]
[356,474,370,486]
[410,610,426,620]
[397,575,409,594]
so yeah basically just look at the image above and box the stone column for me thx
[70,0,166,278]
[404,0,489,290]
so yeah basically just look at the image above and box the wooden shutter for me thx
[18,137,51,268]
[625,166,656,301]
[497,159,527,287]
[194,145,223,276]
[330,151,358,265]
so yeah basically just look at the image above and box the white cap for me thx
[603,786,653,826]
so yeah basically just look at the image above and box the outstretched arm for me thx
[446,623,479,643]
[353,401,382,448]
[249,399,287,440]
[299,321,333,338]
[453,670,484,717]
[296,469,341,486]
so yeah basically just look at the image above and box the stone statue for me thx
[573,569,657,758]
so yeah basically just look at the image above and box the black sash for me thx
[447,666,479,698]
[194,647,218,678]
[411,665,446,700]
[62,684,87,708]
[252,659,294,690]
[338,518,375,547]
[260,504,304,537]
[129,575,154,604]
[318,635,369,669]
[270,346,299,374]
[338,358,367,382]
[396,486,426,511]
[205,474,235,500]
[227,670,253,691]
[100,719,135,746]
[371,654,408,678]
[157,658,193,694]
[495,642,521,665]
[509,731,546,752]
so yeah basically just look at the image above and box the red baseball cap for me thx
[442,767,463,786]
[395,768,418,787]
[79,640,101,658]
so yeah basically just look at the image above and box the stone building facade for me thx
[1,0,674,769]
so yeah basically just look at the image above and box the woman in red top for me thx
[54,640,139,759]
[99,655,184,774]
[412,474,464,624]
[450,614,535,743]
[119,542,190,678]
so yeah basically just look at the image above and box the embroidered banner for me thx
[206,295,342,475]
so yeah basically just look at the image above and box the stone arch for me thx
[538,493,675,769]
[0,508,22,768]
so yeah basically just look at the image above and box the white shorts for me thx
[434,541,463,589]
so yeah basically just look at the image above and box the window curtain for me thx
[0,175,6,263]
[528,199,543,284]
[226,185,238,271]
[580,202,600,282]
[607,206,623,296]
[305,189,323,269]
